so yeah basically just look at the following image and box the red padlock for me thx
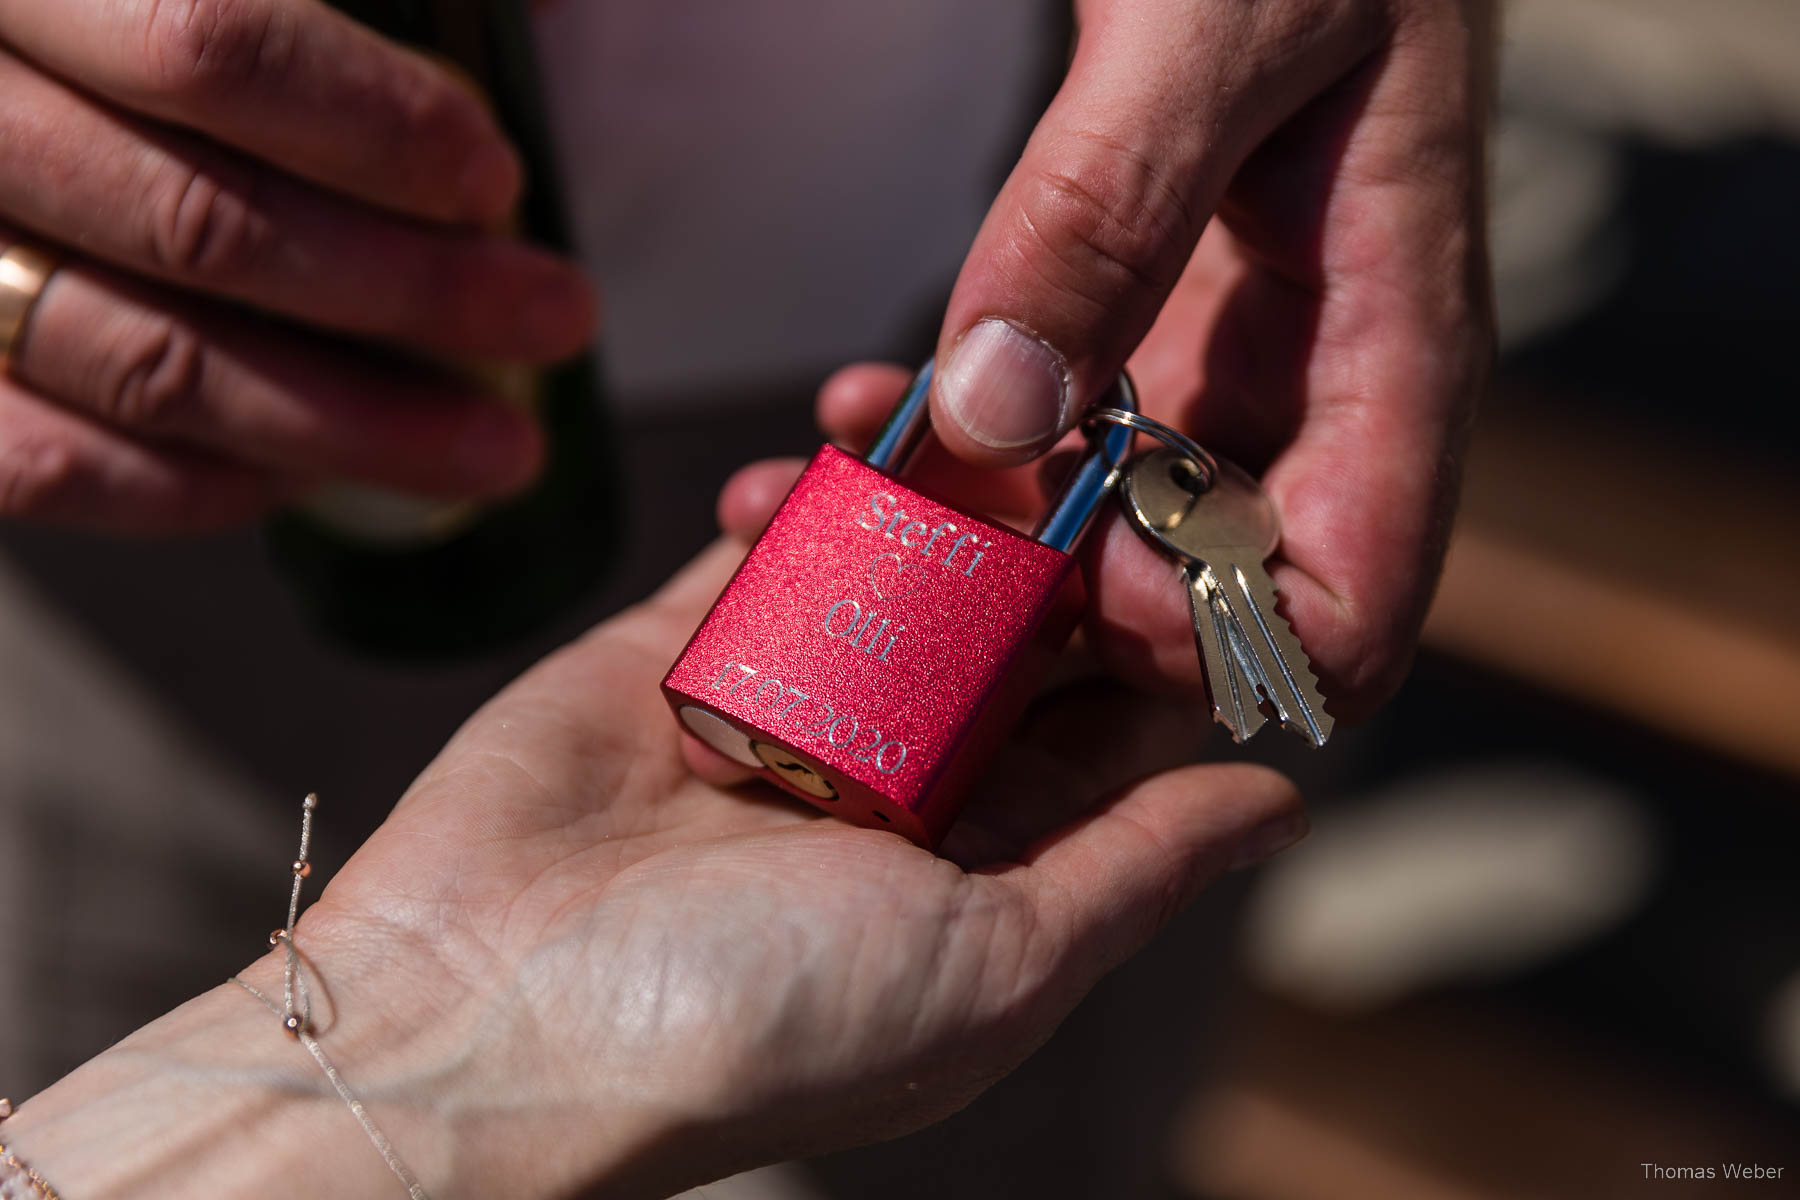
[662,365,1137,848]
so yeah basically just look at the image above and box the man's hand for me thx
[0,0,595,532]
[916,0,1494,719]
[13,521,1301,1199]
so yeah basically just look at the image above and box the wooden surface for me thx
[1172,995,1798,1200]
[1423,397,1800,779]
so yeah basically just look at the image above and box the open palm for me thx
[290,533,1299,1196]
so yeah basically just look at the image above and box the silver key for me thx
[1121,447,1333,746]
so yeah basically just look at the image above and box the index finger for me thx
[0,0,520,224]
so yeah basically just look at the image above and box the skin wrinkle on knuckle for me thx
[998,878,1069,998]
[102,313,207,430]
[140,0,290,101]
[147,148,272,279]
[979,889,1047,1000]
[1009,140,1194,315]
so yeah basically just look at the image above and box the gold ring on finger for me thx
[0,241,62,378]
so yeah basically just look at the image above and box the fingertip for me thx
[456,135,525,227]
[1229,804,1310,872]
[930,318,1070,468]
[446,242,599,363]
[716,457,808,539]
[1018,759,1304,960]
[408,44,525,225]
[817,362,914,450]
[681,731,759,787]
[1218,761,1306,830]
[516,260,601,361]
[1173,760,1308,872]
[1135,760,1304,865]
[1259,558,1370,725]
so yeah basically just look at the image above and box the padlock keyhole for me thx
[749,738,841,802]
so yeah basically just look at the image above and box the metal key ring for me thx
[1084,407,1219,493]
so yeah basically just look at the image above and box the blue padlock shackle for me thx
[863,361,1138,555]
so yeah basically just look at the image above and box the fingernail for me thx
[455,404,543,495]
[459,138,524,224]
[937,318,1070,451]
[1230,813,1309,871]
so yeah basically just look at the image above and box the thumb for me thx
[929,0,1374,465]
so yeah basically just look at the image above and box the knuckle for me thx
[142,0,291,99]
[99,314,208,430]
[146,150,271,279]
[0,433,79,520]
[1011,135,1195,308]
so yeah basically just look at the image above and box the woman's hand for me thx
[11,517,1301,1199]
[914,0,1495,720]
[0,0,594,532]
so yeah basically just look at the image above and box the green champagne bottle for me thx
[268,0,619,659]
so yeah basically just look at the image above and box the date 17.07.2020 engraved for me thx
[711,660,907,775]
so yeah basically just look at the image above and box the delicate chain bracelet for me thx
[0,795,425,1200]
[0,1100,63,1200]
[232,794,431,1200]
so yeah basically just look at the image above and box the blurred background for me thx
[1,0,1795,1196]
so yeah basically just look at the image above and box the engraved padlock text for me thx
[661,366,1135,848]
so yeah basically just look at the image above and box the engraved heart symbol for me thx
[868,552,923,601]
